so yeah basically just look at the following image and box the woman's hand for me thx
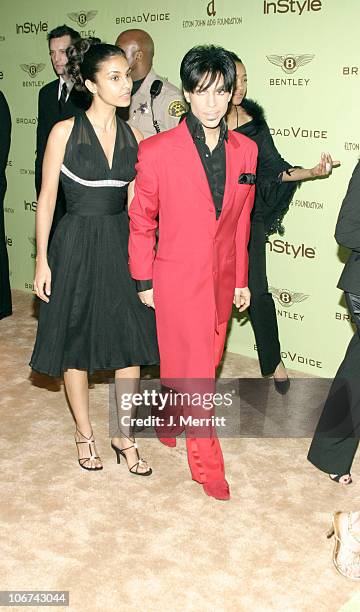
[310,152,340,177]
[34,260,52,303]
[233,287,251,312]
[138,288,155,309]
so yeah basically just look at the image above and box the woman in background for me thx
[0,91,12,319]
[30,39,159,474]
[227,52,338,392]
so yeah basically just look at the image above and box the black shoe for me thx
[111,439,152,476]
[274,377,290,395]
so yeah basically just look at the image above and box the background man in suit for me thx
[128,46,257,500]
[35,24,88,241]
[115,28,186,138]
[308,161,360,485]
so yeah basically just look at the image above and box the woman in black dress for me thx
[0,91,12,319]
[227,52,337,391]
[30,39,159,474]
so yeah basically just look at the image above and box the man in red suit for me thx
[128,45,257,500]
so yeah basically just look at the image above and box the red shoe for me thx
[202,479,230,501]
[158,437,176,447]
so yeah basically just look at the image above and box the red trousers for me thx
[155,321,228,484]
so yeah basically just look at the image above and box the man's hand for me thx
[233,287,250,312]
[138,288,155,309]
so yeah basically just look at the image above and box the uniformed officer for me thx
[115,28,187,138]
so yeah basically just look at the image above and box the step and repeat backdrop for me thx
[1,0,359,376]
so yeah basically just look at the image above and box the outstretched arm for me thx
[281,152,340,182]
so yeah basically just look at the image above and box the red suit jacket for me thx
[129,120,257,378]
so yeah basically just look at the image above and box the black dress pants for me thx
[0,191,11,319]
[247,214,281,376]
[308,292,360,475]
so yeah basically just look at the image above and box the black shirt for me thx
[186,110,227,220]
[135,111,227,292]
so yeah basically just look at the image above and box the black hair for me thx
[66,38,126,92]
[180,45,236,93]
[47,24,81,45]
[227,51,243,64]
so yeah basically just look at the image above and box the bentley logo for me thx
[270,287,309,308]
[266,54,315,74]
[67,10,98,27]
[20,63,46,78]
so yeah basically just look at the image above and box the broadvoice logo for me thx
[0,35,5,42]
[263,1,322,15]
[343,66,358,76]
[16,21,48,35]
[266,239,316,259]
[270,287,309,308]
[0,70,3,80]
[270,126,327,139]
[115,11,170,25]
[5,235,13,247]
[20,63,46,88]
[68,10,98,36]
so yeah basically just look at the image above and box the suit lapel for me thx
[222,131,241,213]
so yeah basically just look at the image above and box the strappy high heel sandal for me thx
[75,428,103,471]
[327,512,360,580]
[111,437,152,476]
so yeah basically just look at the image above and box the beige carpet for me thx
[1,290,360,612]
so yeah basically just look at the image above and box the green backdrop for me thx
[1,0,358,376]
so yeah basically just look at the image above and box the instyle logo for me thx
[263,0,322,15]
[24,200,37,212]
[266,239,316,259]
[116,12,170,25]
[16,21,48,34]
[270,126,327,139]
[269,287,309,307]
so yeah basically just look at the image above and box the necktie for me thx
[59,82,67,111]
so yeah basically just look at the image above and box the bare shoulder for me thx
[49,117,75,142]
[129,125,144,144]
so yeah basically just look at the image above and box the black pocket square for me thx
[238,173,256,184]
